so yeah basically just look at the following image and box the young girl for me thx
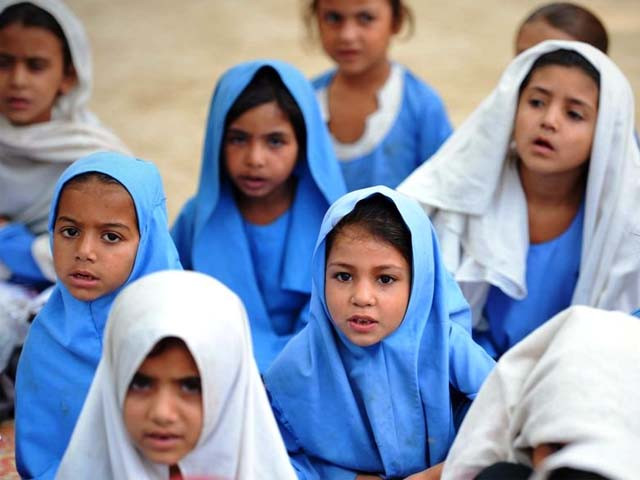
[0,0,129,364]
[15,151,181,479]
[398,40,640,358]
[442,306,640,480]
[515,2,609,54]
[264,186,495,479]
[57,270,296,480]
[305,0,452,191]
[171,60,346,373]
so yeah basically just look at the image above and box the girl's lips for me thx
[7,97,30,110]
[237,176,267,192]
[347,315,378,334]
[68,271,99,288]
[143,433,182,451]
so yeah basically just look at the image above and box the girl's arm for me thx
[448,322,496,400]
[404,462,444,480]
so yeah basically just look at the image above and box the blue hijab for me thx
[15,152,182,479]
[264,186,495,478]
[171,60,346,371]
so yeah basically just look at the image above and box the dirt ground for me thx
[65,0,640,222]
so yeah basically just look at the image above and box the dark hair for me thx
[146,337,189,358]
[520,2,609,53]
[519,48,600,95]
[304,0,415,40]
[224,66,306,165]
[326,194,412,271]
[0,2,74,73]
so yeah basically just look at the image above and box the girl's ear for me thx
[59,66,78,95]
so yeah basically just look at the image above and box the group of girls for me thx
[1,0,638,479]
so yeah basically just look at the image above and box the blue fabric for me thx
[0,223,47,285]
[15,152,182,480]
[479,204,584,358]
[244,211,309,337]
[264,186,495,479]
[312,66,452,191]
[171,59,346,372]
[632,309,640,318]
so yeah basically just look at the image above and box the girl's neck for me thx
[518,161,587,243]
[169,465,183,480]
[235,176,297,225]
[334,59,391,92]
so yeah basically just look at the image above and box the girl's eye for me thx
[128,373,152,392]
[60,227,79,238]
[528,98,544,108]
[567,110,584,121]
[378,275,395,285]
[102,232,122,243]
[356,12,375,24]
[323,11,342,24]
[0,54,13,69]
[266,134,285,147]
[27,58,48,72]
[180,377,202,394]
[334,272,351,282]
[226,132,248,145]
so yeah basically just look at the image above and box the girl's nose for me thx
[149,389,178,425]
[540,105,560,131]
[350,280,375,307]
[10,63,28,87]
[338,19,359,42]
[245,143,266,168]
[75,235,98,262]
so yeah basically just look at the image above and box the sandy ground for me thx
[64,0,640,221]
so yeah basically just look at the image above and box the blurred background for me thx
[65,0,640,221]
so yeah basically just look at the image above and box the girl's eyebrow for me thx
[529,85,596,110]
[56,215,134,231]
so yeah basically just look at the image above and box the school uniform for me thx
[264,186,495,479]
[398,40,640,357]
[57,270,296,479]
[0,0,130,365]
[172,60,346,373]
[313,63,452,191]
[15,152,181,480]
[442,306,640,480]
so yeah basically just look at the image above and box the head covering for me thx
[398,40,640,322]
[0,0,130,233]
[171,59,346,371]
[15,151,182,478]
[264,186,495,477]
[442,305,640,480]
[57,270,296,480]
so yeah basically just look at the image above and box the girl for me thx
[57,270,296,480]
[0,0,129,365]
[442,306,640,480]
[171,60,346,373]
[398,40,640,358]
[305,0,452,191]
[515,2,609,54]
[264,186,495,479]
[15,152,181,479]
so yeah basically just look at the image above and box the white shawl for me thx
[0,0,130,234]
[442,305,640,480]
[397,40,640,325]
[56,270,297,480]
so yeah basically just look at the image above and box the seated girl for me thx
[171,60,346,372]
[15,152,181,479]
[57,270,296,480]
[398,40,640,358]
[264,186,495,479]
[442,306,640,480]
[0,0,129,364]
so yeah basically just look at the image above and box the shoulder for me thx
[311,69,336,90]
[399,65,448,111]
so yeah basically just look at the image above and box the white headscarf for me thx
[398,40,640,324]
[0,0,130,233]
[56,270,297,480]
[441,305,640,480]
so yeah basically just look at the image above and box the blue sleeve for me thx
[418,91,452,165]
[449,323,496,400]
[0,223,48,284]
[170,199,197,270]
[269,392,358,480]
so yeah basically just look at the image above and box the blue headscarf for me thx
[264,186,495,478]
[171,60,346,371]
[15,151,182,479]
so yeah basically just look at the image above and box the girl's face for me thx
[315,0,398,78]
[325,224,410,347]
[224,100,298,207]
[124,342,203,466]
[515,19,576,55]
[0,22,76,125]
[53,178,139,301]
[514,64,598,180]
